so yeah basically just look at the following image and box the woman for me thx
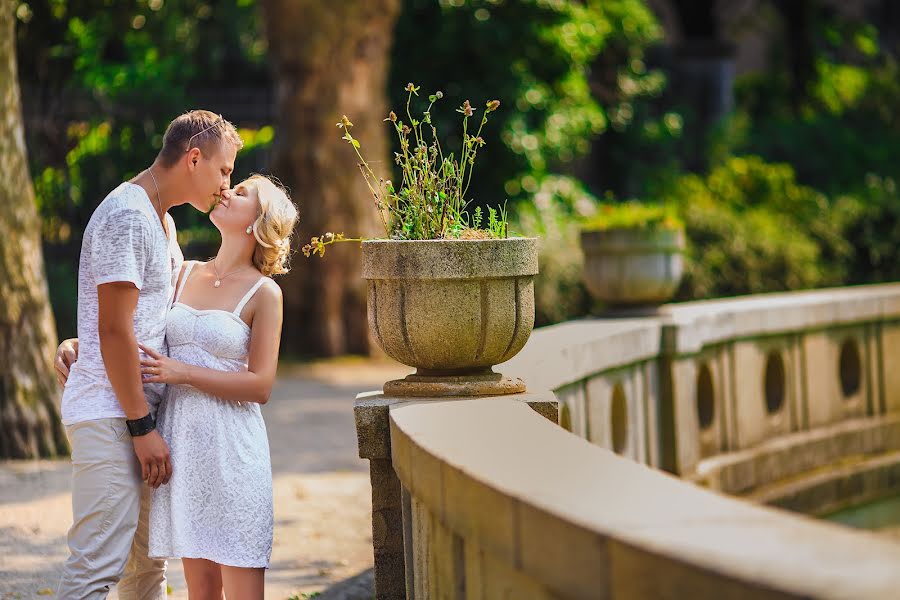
[140,174,298,599]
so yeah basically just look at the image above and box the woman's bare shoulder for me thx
[251,277,283,311]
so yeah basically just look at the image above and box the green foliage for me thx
[390,0,663,206]
[658,156,857,300]
[675,194,824,300]
[465,204,509,239]
[19,0,268,224]
[472,206,483,229]
[581,201,682,232]
[517,155,866,313]
[485,204,509,239]
[729,70,900,196]
[840,175,900,284]
[728,11,900,195]
[689,9,900,300]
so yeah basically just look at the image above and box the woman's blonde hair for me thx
[246,174,298,276]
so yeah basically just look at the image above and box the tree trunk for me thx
[260,0,401,357]
[0,0,68,458]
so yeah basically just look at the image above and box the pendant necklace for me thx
[212,260,250,288]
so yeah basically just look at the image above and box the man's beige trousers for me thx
[57,418,167,599]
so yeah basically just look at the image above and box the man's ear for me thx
[186,147,202,169]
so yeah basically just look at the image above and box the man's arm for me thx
[97,283,148,419]
[97,282,171,488]
[55,338,78,386]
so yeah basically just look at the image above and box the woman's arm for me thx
[140,281,283,404]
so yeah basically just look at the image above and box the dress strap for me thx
[174,261,196,303]
[233,277,269,316]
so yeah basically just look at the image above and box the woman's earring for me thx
[246,225,253,235]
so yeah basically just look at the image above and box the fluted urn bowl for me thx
[362,238,538,397]
[581,228,685,306]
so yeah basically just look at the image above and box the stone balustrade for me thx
[502,283,900,485]
[356,283,900,598]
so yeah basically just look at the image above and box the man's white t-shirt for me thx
[61,182,184,426]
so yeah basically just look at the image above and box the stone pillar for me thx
[354,391,559,600]
[368,458,405,597]
[355,392,407,600]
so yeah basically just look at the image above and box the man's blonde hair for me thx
[157,110,243,167]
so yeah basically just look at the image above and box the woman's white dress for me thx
[149,261,273,568]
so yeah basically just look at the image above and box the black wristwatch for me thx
[126,413,156,437]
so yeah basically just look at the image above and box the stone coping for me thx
[495,283,900,392]
[354,391,557,461]
[390,397,900,599]
[692,415,900,495]
[498,317,662,392]
[661,283,900,355]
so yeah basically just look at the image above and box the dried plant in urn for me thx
[307,84,538,397]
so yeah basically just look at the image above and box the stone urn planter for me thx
[580,227,685,306]
[362,237,538,396]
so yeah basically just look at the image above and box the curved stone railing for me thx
[357,284,900,598]
[501,284,900,499]
[389,397,900,598]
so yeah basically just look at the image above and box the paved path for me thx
[0,359,411,599]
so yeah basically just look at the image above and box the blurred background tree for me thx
[2,0,68,458]
[261,0,400,357]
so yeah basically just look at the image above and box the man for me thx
[55,110,242,599]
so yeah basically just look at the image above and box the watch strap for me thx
[126,413,156,437]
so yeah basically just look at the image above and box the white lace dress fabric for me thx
[149,262,273,568]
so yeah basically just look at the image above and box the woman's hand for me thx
[139,344,192,385]
[55,338,79,386]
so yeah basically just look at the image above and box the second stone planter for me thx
[362,238,538,397]
[581,227,685,306]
